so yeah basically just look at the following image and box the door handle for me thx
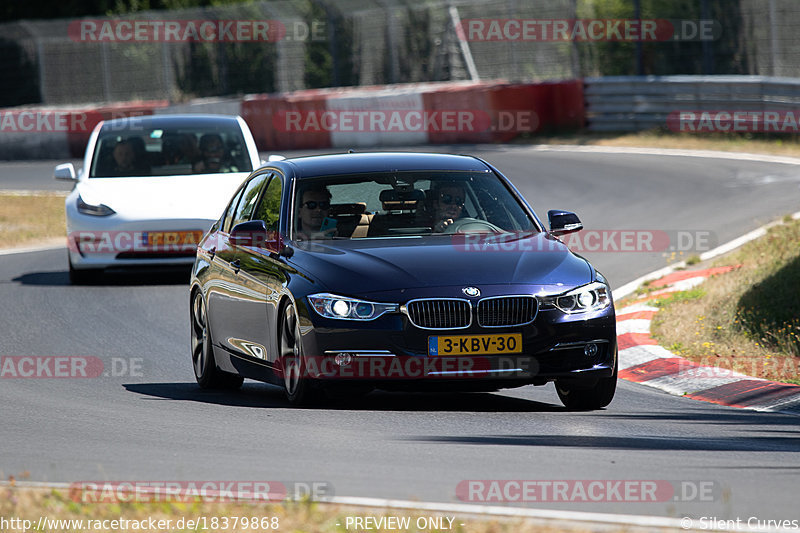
[231,259,241,274]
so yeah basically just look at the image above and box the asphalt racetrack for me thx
[2,145,799,521]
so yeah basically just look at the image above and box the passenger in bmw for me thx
[296,185,337,241]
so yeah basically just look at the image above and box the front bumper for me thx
[66,210,213,270]
[296,302,617,388]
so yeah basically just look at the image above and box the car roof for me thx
[98,114,241,133]
[281,152,491,178]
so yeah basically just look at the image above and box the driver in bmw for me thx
[430,182,465,232]
[296,185,337,240]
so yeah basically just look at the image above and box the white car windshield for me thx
[90,125,252,178]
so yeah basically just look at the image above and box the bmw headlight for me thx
[77,194,116,216]
[308,293,398,321]
[539,282,611,314]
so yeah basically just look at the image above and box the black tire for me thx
[324,383,375,402]
[68,257,100,285]
[279,302,323,406]
[556,355,617,411]
[190,290,244,390]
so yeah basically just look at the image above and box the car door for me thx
[231,172,287,366]
[205,182,245,344]
[206,171,271,358]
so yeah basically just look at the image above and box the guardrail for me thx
[584,75,800,132]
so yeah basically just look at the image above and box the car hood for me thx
[76,173,248,220]
[288,233,593,296]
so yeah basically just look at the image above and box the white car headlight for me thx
[77,194,116,216]
[308,293,398,321]
[539,282,611,314]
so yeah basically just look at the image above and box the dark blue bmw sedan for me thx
[189,152,617,410]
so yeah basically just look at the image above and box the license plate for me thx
[145,231,203,247]
[428,334,522,356]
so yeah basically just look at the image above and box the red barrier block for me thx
[423,83,495,144]
[486,84,547,142]
[242,91,331,151]
[545,79,585,130]
[423,80,583,145]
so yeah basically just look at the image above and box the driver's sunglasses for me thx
[439,193,464,207]
[302,200,330,210]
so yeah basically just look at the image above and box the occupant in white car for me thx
[193,133,239,173]
[105,138,149,176]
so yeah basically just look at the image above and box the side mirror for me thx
[54,163,77,182]
[548,210,583,236]
[230,220,285,254]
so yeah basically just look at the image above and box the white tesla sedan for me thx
[55,114,261,283]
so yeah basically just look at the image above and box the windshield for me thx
[292,171,539,241]
[89,124,252,178]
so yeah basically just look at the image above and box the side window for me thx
[253,175,283,232]
[231,173,270,229]
[222,186,246,234]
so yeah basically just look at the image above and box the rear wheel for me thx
[280,303,322,406]
[556,355,617,411]
[191,291,243,390]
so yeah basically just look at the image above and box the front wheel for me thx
[68,256,101,285]
[555,356,617,411]
[279,303,322,406]
[190,291,243,390]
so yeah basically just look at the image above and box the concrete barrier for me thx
[1,80,585,158]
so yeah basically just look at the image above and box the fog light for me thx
[584,343,598,357]
[334,353,353,366]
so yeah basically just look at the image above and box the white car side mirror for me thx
[54,163,77,182]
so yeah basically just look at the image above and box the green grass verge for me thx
[650,217,800,384]
[0,193,65,249]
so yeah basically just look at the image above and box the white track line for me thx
[0,241,65,256]
[0,189,69,196]
[529,144,800,166]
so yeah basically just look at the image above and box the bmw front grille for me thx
[404,299,472,329]
[477,295,538,327]
[404,296,538,329]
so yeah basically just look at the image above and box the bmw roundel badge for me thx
[462,287,481,297]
